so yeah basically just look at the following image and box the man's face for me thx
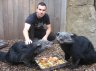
[36,5,46,18]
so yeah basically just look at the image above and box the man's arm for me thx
[23,23,32,44]
[42,24,52,40]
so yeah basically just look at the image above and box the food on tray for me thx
[36,56,65,69]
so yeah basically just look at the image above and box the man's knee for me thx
[48,32,56,41]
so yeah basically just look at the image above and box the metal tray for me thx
[35,56,67,71]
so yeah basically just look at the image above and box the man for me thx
[23,2,55,45]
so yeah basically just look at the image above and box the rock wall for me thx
[66,0,96,48]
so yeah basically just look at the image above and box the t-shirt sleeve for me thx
[25,14,34,25]
[45,14,50,25]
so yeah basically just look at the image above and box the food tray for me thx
[35,56,67,71]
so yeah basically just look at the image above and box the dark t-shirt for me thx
[25,12,50,29]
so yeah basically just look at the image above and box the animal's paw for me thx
[70,64,79,69]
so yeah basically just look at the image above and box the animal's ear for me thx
[69,33,77,37]
[70,33,74,36]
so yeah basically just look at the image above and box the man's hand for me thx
[25,39,32,45]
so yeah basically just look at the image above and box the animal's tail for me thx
[92,52,96,60]
[85,51,96,64]
[0,51,7,62]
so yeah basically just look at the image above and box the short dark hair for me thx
[37,2,46,8]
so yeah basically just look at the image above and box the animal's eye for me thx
[37,43,41,47]
[56,33,59,36]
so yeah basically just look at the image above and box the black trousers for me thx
[28,26,55,41]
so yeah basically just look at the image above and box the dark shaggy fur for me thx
[0,40,53,67]
[56,32,96,68]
